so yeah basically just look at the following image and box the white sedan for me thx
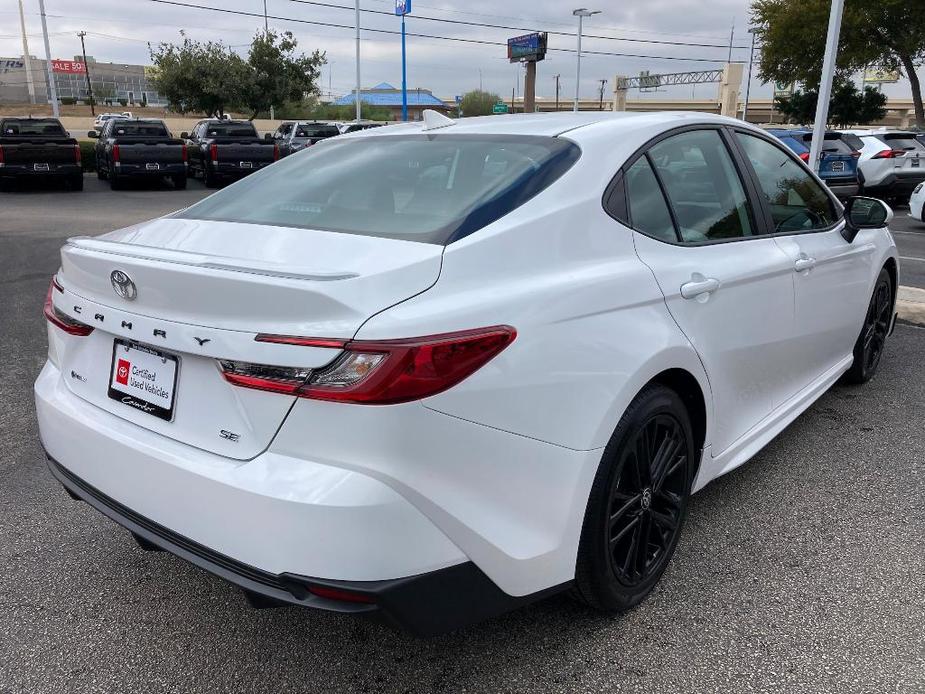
[36,111,899,635]
[911,182,925,222]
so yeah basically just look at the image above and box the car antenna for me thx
[421,109,455,132]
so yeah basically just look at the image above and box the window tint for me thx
[204,123,257,138]
[294,125,340,138]
[624,157,677,242]
[877,133,925,151]
[841,133,864,151]
[1,119,65,136]
[647,129,754,243]
[798,133,855,154]
[112,122,169,137]
[735,132,838,234]
[176,134,580,244]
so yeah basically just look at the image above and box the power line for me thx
[144,0,745,63]
[286,0,752,50]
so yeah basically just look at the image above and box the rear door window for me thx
[876,133,925,151]
[647,129,755,243]
[624,157,677,242]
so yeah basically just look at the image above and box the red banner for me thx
[52,60,87,74]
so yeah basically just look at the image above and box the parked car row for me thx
[767,127,925,205]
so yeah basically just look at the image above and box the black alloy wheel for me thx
[573,384,694,612]
[606,414,688,587]
[843,268,893,384]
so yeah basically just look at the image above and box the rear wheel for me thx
[204,165,218,188]
[68,173,84,191]
[172,173,187,190]
[109,171,122,190]
[843,268,893,384]
[572,384,694,612]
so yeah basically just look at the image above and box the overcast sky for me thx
[2,0,922,102]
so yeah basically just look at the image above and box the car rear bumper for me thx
[824,181,859,198]
[114,163,186,176]
[863,171,925,197]
[0,163,82,178]
[34,360,575,633]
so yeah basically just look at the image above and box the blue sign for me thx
[395,0,411,15]
[455,95,462,104]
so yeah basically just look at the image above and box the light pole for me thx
[554,74,560,111]
[38,0,58,117]
[354,0,361,122]
[742,28,757,123]
[572,8,600,112]
[808,0,844,173]
[395,0,410,122]
[77,31,94,116]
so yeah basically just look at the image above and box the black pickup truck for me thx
[182,119,278,187]
[0,117,83,190]
[90,119,187,190]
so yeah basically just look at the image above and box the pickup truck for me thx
[90,119,187,190]
[269,120,341,158]
[182,119,278,187]
[0,117,83,190]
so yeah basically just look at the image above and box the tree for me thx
[752,0,925,127]
[241,30,326,120]
[460,90,502,117]
[775,78,887,126]
[149,33,250,116]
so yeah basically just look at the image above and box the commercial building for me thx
[334,82,451,121]
[0,55,164,106]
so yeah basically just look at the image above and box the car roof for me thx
[339,111,748,142]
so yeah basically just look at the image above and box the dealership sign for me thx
[507,32,547,63]
[394,0,410,15]
[52,60,87,74]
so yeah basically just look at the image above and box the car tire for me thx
[842,268,893,385]
[69,174,84,191]
[571,383,695,612]
[204,165,218,188]
[109,172,122,190]
[172,174,187,190]
[96,158,105,180]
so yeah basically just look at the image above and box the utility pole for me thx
[263,0,268,31]
[727,18,735,64]
[77,31,94,116]
[554,74,560,112]
[354,0,361,122]
[597,78,607,110]
[572,8,600,112]
[38,0,58,117]
[743,28,757,122]
[18,0,36,104]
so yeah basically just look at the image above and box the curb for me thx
[897,286,925,326]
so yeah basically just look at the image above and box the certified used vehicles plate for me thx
[146,162,160,170]
[239,161,253,168]
[33,163,49,171]
[107,339,179,421]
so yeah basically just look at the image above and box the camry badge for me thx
[110,270,137,301]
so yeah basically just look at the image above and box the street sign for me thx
[455,95,462,104]
[506,32,548,63]
[395,0,411,16]
[492,102,509,114]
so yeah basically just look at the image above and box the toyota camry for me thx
[35,111,899,635]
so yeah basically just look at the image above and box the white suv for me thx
[36,112,899,635]
[839,129,925,202]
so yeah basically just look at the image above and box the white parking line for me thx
[899,256,925,262]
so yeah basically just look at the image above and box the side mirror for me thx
[180,131,189,139]
[87,130,98,138]
[842,196,892,242]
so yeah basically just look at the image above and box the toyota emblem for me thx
[110,270,137,301]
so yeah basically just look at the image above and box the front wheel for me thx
[572,384,695,612]
[842,268,893,384]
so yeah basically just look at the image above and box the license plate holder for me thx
[33,163,50,171]
[830,161,845,173]
[146,162,160,170]
[239,161,253,168]
[912,158,920,168]
[107,339,180,422]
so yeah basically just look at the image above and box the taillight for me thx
[0,144,4,166]
[306,584,375,604]
[799,152,810,162]
[74,143,81,164]
[273,142,280,161]
[210,143,218,162]
[43,277,93,336]
[220,326,516,405]
[872,149,906,159]
[181,143,188,162]
[851,151,861,158]
[112,143,120,163]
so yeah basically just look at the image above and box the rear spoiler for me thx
[64,236,358,282]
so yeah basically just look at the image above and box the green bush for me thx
[59,97,77,106]
[78,141,97,172]
[118,98,128,107]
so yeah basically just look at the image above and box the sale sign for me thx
[52,60,87,74]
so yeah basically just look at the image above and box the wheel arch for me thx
[649,368,708,469]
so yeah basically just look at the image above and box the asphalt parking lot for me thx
[1,176,923,693]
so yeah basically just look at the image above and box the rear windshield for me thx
[1,119,65,136]
[176,134,581,244]
[876,133,925,151]
[294,125,340,139]
[798,133,856,154]
[111,122,169,137]
[204,123,257,138]
[841,133,864,150]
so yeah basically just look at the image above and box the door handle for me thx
[794,256,816,272]
[680,276,720,300]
